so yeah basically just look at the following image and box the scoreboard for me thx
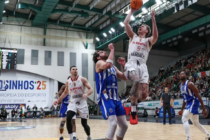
[0,48,17,69]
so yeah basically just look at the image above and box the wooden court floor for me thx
[0,118,210,140]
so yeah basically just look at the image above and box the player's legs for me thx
[81,118,91,138]
[72,115,76,138]
[66,110,76,140]
[100,98,118,140]
[115,100,128,140]
[116,115,128,140]
[77,102,91,140]
[59,117,66,139]
[190,114,210,137]
[106,115,118,140]
[182,110,191,140]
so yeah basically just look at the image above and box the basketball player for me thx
[179,71,210,140]
[54,66,93,140]
[122,9,158,123]
[93,43,128,140]
[58,76,77,140]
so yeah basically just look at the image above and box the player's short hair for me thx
[142,24,151,37]
[70,66,76,71]
[181,70,189,76]
[92,51,99,64]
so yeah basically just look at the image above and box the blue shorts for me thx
[186,99,199,115]
[100,98,126,120]
[59,103,68,117]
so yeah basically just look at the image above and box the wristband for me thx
[106,59,113,64]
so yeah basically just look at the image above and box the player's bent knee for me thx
[60,120,66,129]
[181,116,188,123]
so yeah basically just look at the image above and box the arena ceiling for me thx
[0,0,210,50]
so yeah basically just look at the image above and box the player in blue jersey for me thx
[179,71,210,140]
[93,43,128,140]
[58,76,77,140]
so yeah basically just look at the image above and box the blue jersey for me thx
[62,94,70,104]
[95,66,119,105]
[180,80,199,103]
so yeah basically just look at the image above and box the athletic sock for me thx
[131,106,136,112]
[73,132,76,137]
[69,133,73,139]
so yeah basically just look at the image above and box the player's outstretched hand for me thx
[178,110,183,116]
[117,57,126,67]
[54,100,58,105]
[83,93,88,100]
[202,109,208,118]
[151,11,156,21]
[108,43,114,50]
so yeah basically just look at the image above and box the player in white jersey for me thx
[54,66,93,140]
[122,9,158,123]
[57,76,77,140]
[178,71,210,140]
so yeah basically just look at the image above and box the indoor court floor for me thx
[0,117,210,140]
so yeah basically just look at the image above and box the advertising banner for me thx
[0,71,50,108]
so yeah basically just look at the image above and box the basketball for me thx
[130,0,143,10]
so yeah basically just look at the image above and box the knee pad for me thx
[60,120,66,129]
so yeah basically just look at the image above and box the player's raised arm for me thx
[114,66,127,81]
[95,43,114,72]
[188,82,207,117]
[148,11,158,49]
[124,9,136,39]
[58,85,66,98]
[81,77,93,99]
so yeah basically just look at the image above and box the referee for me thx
[160,87,172,125]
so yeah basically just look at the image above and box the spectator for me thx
[1,105,5,112]
[171,92,176,99]
[1,109,7,121]
[154,107,159,118]
[40,108,45,118]
[27,105,30,111]
[11,109,15,118]
[32,104,37,118]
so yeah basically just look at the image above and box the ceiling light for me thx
[131,15,135,21]
[109,31,112,34]
[103,33,107,37]
[3,10,5,13]
[142,8,148,13]
[111,28,115,32]
[120,22,124,27]
[5,0,9,4]
[156,0,162,5]
[96,37,100,41]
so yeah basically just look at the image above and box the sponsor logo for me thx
[109,108,113,113]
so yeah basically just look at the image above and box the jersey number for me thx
[137,46,141,51]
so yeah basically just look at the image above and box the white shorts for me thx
[124,61,149,84]
[67,100,89,119]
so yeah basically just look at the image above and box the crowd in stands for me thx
[120,48,210,102]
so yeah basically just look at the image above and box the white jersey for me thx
[128,35,150,64]
[67,76,86,103]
